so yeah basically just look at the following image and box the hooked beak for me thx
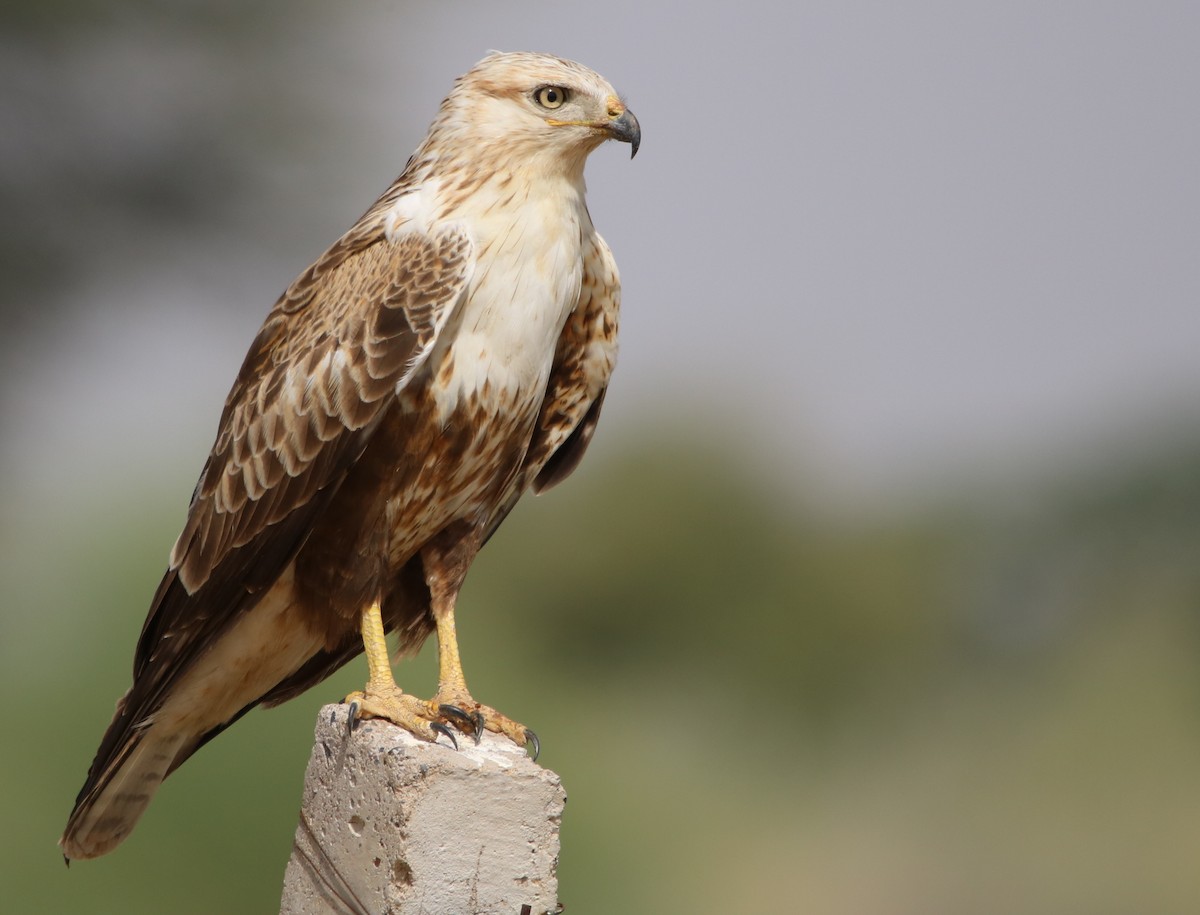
[546,98,641,158]
[607,107,641,159]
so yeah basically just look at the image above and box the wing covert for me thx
[170,224,471,595]
[528,230,620,492]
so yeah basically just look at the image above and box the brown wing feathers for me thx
[70,222,471,819]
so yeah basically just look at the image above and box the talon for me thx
[430,721,459,750]
[524,728,540,762]
[438,704,478,735]
[347,700,360,733]
[471,711,485,744]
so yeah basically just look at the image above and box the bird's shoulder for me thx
[170,187,474,594]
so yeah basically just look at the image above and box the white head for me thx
[421,51,640,179]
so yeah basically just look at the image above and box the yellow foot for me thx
[343,684,458,749]
[432,688,539,760]
[344,685,539,759]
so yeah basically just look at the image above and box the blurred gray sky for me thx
[3,1,1199,511]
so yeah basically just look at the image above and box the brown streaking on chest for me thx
[290,367,541,648]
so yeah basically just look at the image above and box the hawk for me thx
[61,51,638,861]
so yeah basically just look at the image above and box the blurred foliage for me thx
[4,428,1200,913]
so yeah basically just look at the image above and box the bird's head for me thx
[429,51,640,176]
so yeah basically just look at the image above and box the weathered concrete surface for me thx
[280,703,565,915]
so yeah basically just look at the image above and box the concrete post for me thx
[280,704,565,915]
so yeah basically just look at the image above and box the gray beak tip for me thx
[610,108,641,160]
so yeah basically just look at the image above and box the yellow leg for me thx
[426,601,537,755]
[344,596,538,758]
[434,601,469,695]
[344,601,447,743]
[361,600,396,693]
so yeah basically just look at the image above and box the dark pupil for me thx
[545,89,558,104]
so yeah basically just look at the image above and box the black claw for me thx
[430,721,459,750]
[347,700,360,733]
[524,728,540,762]
[438,704,479,736]
[470,711,485,745]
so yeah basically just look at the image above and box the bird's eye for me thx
[534,86,568,110]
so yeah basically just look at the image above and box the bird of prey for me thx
[61,50,638,861]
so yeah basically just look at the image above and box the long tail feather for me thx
[60,723,188,861]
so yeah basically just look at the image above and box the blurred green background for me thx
[4,3,1200,913]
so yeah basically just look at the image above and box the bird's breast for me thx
[370,179,593,566]
[426,189,587,424]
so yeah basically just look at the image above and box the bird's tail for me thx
[60,716,189,861]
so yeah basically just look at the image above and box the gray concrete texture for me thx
[280,704,565,915]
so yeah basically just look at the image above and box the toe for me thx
[344,688,440,743]
[437,704,479,737]
[429,721,459,750]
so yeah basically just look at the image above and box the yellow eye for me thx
[534,86,568,109]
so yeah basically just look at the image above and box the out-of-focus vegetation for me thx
[5,430,1200,913]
